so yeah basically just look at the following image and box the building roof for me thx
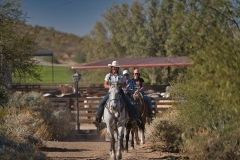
[71,56,192,70]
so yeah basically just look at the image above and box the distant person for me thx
[132,69,155,115]
[122,70,140,116]
[94,61,142,126]
[122,70,136,96]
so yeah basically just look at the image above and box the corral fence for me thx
[11,83,168,94]
[46,96,175,124]
[11,83,174,126]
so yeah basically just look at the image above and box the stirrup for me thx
[94,116,101,124]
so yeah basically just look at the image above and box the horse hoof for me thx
[117,155,122,160]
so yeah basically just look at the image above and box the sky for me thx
[21,0,139,37]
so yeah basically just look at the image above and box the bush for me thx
[149,109,182,153]
[0,88,8,108]
[1,92,74,144]
[170,74,240,159]
[0,135,46,160]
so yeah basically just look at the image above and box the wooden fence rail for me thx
[47,96,174,124]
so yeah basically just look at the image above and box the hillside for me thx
[26,24,85,65]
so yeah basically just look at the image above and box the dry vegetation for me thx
[0,91,75,159]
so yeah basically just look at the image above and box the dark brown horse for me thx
[124,92,145,152]
[132,91,151,144]
[124,118,139,152]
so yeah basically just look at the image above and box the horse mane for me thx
[133,92,143,101]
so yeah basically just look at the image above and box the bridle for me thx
[105,85,121,117]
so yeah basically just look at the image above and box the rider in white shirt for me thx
[94,61,141,127]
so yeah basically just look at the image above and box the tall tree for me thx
[170,0,240,158]
[101,1,189,84]
[0,0,41,87]
[85,21,113,62]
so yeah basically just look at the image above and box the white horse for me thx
[103,82,126,160]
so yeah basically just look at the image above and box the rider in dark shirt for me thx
[132,69,155,115]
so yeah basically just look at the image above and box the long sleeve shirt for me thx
[126,79,137,95]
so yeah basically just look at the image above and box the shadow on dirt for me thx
[40,147,89,152]
[53,129,106,142]
[149,155,189,160]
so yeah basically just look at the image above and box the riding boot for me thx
[94,107,104,124]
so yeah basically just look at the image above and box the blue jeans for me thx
[97,88,138,120]
[97,93,108,113]
[140,91,153,111]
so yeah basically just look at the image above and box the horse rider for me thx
[122,70,136,97]
[94,61,142,126]
[132,69,155,115]
[122,70,140,116]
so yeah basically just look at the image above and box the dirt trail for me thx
[41,124,182,160]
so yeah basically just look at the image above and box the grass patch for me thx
[16,65,133,84]
[28,65,74,83]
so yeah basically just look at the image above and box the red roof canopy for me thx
[71,56,192,70]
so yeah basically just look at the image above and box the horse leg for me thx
[106,125,116,160]
[134,127,140,145]
[147,116,152,124]
[116,125,124,160]
[140,125,146,145]
[121,133,124,151]
[110,132,116,160]
[130,128,135,149]
[125,124,131,152]
[140,131,145,144]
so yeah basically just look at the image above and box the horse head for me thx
[108,83,120,117]
[133,92,144,106]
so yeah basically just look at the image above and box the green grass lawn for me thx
[31,65,74,83]
[17,65,107,84]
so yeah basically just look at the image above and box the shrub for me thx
[149,109,182,152]
[0,135,46,160]
[2,91,74,145]
[0,88,8,108]
[170,73,240,159]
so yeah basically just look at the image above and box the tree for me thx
[85,21,113,62]
[0,0,41,89]
[169,0,240,159]
[88,1,189,84]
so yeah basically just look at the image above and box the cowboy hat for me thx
[108,61,121,67]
